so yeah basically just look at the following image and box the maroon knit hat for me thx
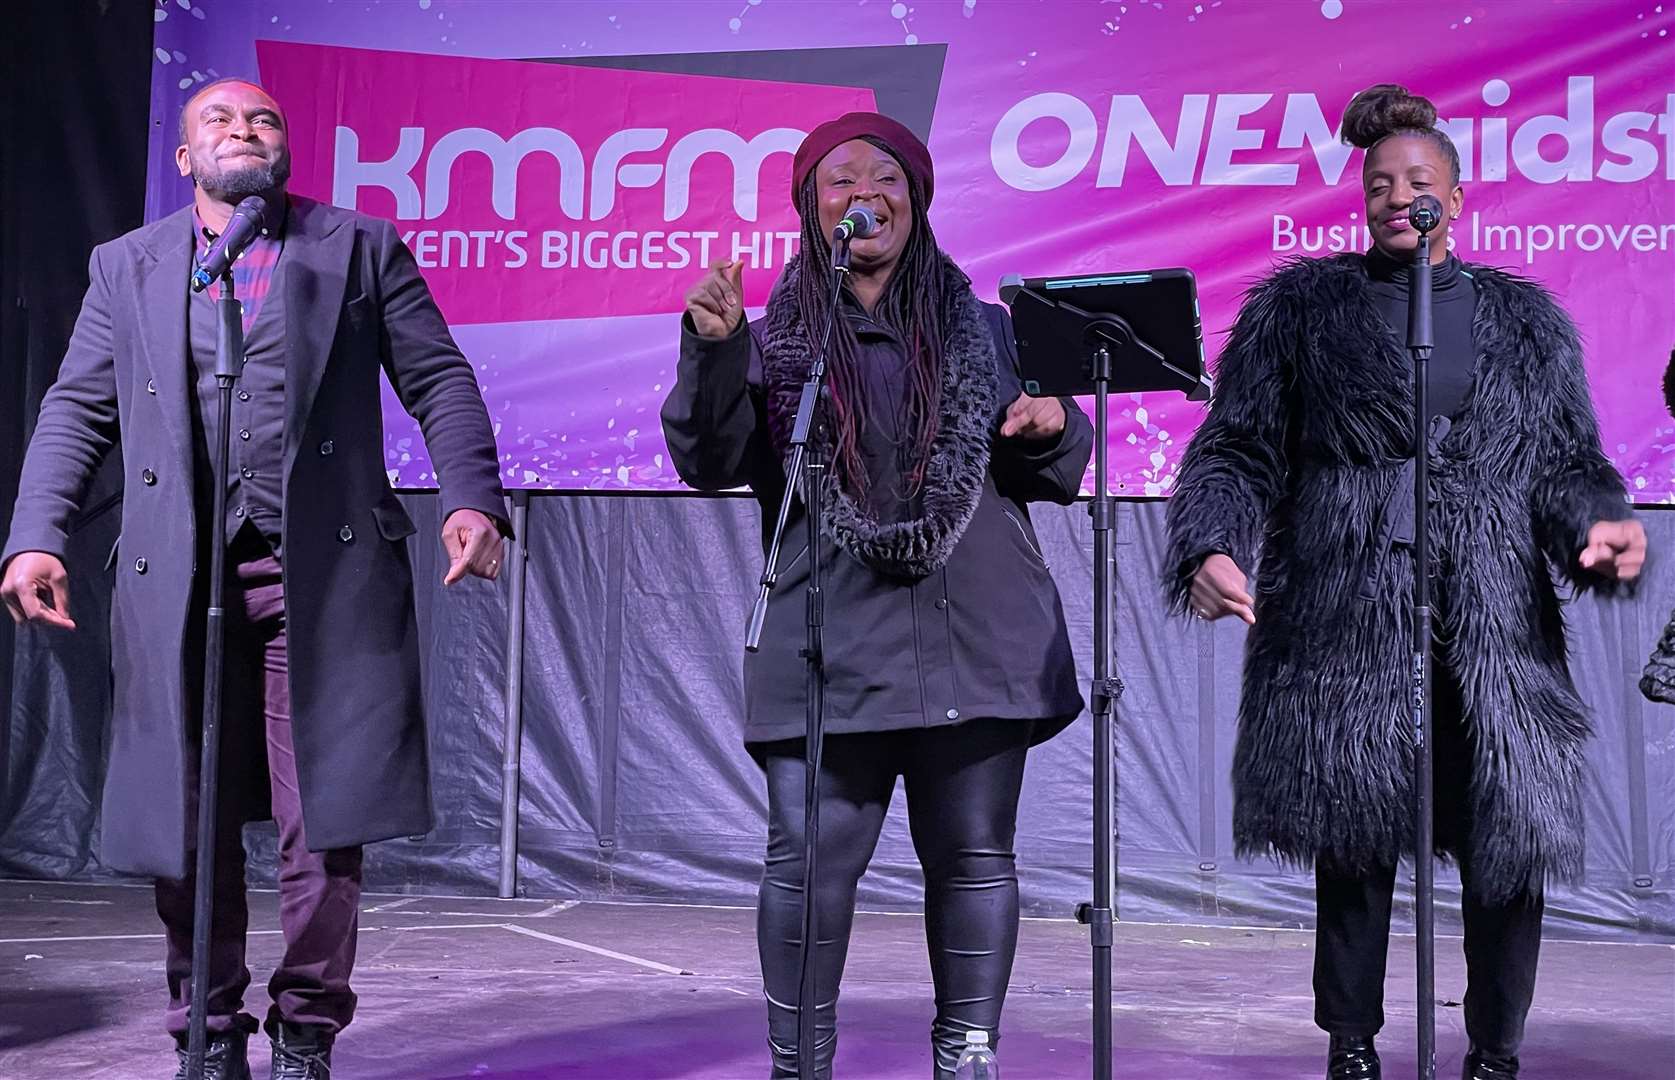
[791,111,935,207]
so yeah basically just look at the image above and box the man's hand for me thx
[441,509,504,586]
[1,552,76,629]
[1579,519,1647,581]
[1000,392,1067,441]
[1189,553,1255,626]
[684,259,745,339]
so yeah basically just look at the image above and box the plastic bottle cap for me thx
[966,1030,989,1045]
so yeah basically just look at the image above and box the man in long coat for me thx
[0,79,506,1079]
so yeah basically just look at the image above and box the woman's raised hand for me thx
[685,259,745,339]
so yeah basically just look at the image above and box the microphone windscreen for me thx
[1410,194,1443,234]
[844,205,878,238]
[233,195,269,234]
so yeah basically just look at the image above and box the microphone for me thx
[1409,194,1444,235]
[832,204,879,243]
[190,195,270,293]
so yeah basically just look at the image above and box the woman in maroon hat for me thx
[663,111,1092,1078]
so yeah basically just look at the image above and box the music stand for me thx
[1000,269,1208,1080]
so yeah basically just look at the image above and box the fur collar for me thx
[759,253,999,579]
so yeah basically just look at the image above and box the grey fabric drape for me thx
[4,494,1670,940]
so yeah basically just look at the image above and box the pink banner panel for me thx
[146,1,1674,499]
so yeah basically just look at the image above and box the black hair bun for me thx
[1341,84,1439,148]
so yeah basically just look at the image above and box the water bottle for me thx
[952,1029,998,1079]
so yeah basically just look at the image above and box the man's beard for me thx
[194,153,291,199]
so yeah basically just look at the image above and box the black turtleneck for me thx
[1364,247,1477,421]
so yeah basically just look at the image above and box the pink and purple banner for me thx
[148,0,1675,502]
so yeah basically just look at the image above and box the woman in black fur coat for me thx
[1165,85,1647,1080]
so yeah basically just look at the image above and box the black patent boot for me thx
[1462,1049,1519,1079]
[1327,1034,1381,1079]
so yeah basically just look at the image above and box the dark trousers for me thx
[1311,664,1543,1059]
[758,718,1033,1080]
[153,537,364,1038]
[1313,858,1544,1058]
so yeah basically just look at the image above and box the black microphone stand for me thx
[745,231,853,1080]
[999,268,1208,1080]
[184,269,246,1080]
[1084,339,1121,1080]
[1406,213,1438,1080]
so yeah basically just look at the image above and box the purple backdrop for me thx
[148,0,1675,501]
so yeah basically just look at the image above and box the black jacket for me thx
[662,300,1090,746]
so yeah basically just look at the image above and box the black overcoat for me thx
[2,197,505,878]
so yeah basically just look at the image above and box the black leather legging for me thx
[758,718,1033,1080]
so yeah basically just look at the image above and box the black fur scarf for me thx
[758,253,999,580]
[1165,253,1634,903]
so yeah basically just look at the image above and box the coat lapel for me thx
[281,197,354,478]
[131,207,197,475]
[1454,268,1520,465]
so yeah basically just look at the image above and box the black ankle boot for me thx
[269,1020,335,1080]
[1327,1034,1381,1079]
[172,1028,254,1080]
[1462,1049,1519,1079]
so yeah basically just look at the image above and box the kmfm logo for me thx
[255,39,876,321]
[333,125,808,222]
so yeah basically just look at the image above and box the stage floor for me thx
[1,880,1669,1079]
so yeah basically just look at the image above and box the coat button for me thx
[141,468,156,485]
[234,507,245,519]
[134,557,147,574]
[237,390,250,402]
[935,598,948,610]
[241,467,255,480]
[238,428,251,441]
[945,708,960,721]
[319,440,334,456]
[338,525,354,542]
[145,378,156,395]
